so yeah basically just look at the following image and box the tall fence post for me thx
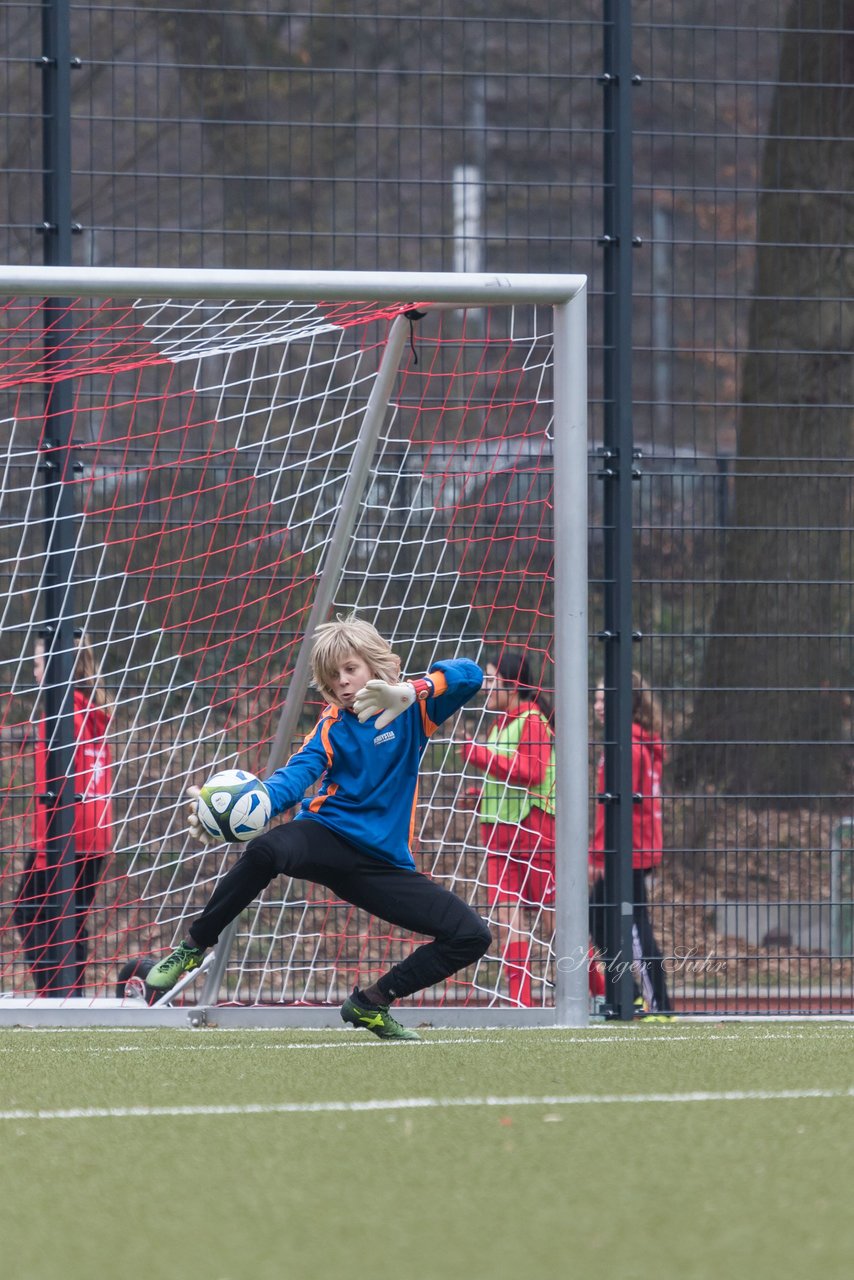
[37,0,79,995]
[600,0,637,1020]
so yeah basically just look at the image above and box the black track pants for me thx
[12,851,105,996]
[188,818,492,1001]
[589,868,673,1014]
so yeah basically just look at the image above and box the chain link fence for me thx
[0,1,851,1013]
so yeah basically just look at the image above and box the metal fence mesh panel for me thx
[0,2,851,1014]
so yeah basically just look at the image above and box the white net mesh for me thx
[0,294,560,1009]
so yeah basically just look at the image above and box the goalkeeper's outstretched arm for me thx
[353,676,433,728]
[353,658,483,729]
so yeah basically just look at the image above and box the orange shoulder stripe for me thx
[417,670,448,736]
[408,780,419,847]
[427,669,449,697]
[419,700,439,737]
[318,706,339,768]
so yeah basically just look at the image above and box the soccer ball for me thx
[196,769,272,843]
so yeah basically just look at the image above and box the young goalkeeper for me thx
[146,617,492,1040]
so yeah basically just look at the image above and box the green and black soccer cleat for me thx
[145,940,206,992]
[341,989,421,1041]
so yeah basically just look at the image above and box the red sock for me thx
[504,938,532,1006]
[588,946,605,997]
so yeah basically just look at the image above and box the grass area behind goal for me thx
[0,1022,851,1280]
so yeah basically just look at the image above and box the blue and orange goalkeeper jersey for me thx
[263,659,483,869]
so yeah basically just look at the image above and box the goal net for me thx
[0,268,587,1022]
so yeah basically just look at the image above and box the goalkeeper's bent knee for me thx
[452,915,493,967]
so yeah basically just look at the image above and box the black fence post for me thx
[600,0,637,1021]
[37,0,79,996]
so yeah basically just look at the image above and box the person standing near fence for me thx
[588,671,675,1020]
[459,650,556,1006]
[12,634,114,996]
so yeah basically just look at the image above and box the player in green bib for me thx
[460,650,555,1005]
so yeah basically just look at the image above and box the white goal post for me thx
[0,266,587,1029]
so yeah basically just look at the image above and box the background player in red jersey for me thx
[589,671,675,1019]
[13,634,114,996]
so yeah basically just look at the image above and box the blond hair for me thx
[310,616,400,704]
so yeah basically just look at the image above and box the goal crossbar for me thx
[0,265,586,306]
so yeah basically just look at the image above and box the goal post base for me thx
[0,1000,587,1030]
[0,997,200,1028]
[203,1004,587,1031]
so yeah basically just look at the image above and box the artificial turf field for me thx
[0,1022,851,1280]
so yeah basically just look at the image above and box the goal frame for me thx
[0,265,588,1030]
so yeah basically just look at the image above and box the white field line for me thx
[0,1038,482,1053]
[1,1030,850,1053]
[8,1017,854,1031]
[0,1087,851,1124]
[527,1029,854,1039]
[8,1020,854,1036]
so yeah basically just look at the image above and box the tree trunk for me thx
[683,0,854,799]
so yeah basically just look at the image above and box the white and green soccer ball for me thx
[196,769,271,843]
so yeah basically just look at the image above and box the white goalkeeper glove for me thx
[185,784,220,846]
[353,677,434,730]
